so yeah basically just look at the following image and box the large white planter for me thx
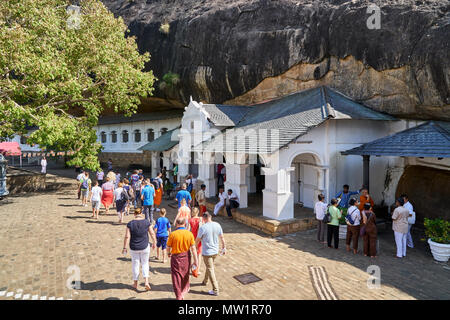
[339,224,347,239]
[428,239,450,262]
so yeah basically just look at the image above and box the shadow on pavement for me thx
[85,220,123,226]
[117,257,131,262]
[272,227,450,300]
[149,267,172,275]
[144,283,173,293]
[78,280,132,291]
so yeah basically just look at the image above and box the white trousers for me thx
[214,201,224,215]
[130,244,150,281]
[41,166,46,173]
[394,231,407,258]
[407,224,414,248]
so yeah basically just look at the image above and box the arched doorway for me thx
[290,153,322,209]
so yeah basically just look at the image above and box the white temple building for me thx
[174,86,450,221]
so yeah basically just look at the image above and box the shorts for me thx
[91,200,100,210]
[116,200,126,213]
[156,236,168,250]
[81,189,89,198]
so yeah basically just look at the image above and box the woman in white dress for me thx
[40,157,47,174]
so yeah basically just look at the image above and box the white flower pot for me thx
[428,238,450,262]
[339,224,347,239]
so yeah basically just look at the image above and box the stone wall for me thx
[205,201,317,237]
[98,151,152,169]
[396,165,450,223]
[6,167,46,194]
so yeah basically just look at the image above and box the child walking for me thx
[154,208,171,263]
[90,181,103,219]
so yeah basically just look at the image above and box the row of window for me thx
[99,128,168,144]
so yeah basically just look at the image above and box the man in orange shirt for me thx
[358,188,374,211]
[167,217,198,300]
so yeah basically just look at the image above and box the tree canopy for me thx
[0,0,155,170]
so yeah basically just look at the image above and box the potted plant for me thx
[424,218,450,262]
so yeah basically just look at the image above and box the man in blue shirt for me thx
[176,183,192,208]
[141,179,155,223]
[335,184,360,216]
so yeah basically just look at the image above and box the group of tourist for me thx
[74,161,418,299]
[75,165,227,299]
[314,184,416,259]
[121,199,226,299]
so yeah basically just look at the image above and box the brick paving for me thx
[0,171,449,300]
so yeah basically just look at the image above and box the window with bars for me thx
[134,129,141,142]
[122,130,128,143]
[111,131,117,143]
[101,131,107,143]
[147,129,154,142]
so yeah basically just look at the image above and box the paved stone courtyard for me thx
[0,171,449,300]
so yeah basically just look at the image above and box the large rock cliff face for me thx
[101,0,450,120]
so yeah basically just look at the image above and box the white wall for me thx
[278,119,396,206]
[95,118,181,153]
[331,119,394,204]
[9,134,41,152]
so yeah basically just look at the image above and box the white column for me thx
[177,163,189,182]
[151,152,159,177]
[314,167,325,203]
[246,165,257,193]
[199,163,217,198]
[262,167,295,220]
[324,167,330,203]
[224,163,248,208]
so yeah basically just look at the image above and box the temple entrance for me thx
[290,153,322,209]
[189,151,199,177]
[247,155,266,210]
[254,156,265,193]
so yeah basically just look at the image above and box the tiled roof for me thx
[138,127,180,152]
[341,121,450,158]
[202,104,251,126]
[195,86,397,154]
[98,109,183,125]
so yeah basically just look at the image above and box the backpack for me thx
[322,206,331,223]
[151,179,160,190]
[81,177,89,189]
[187,180,193,193]
[120,189,130,201]
[345,208,357,226]
[124,185,134,200]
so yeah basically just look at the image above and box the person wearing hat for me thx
[392,197,410,258]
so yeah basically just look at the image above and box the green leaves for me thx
[424,218,450,244]
[0,0,155,171]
